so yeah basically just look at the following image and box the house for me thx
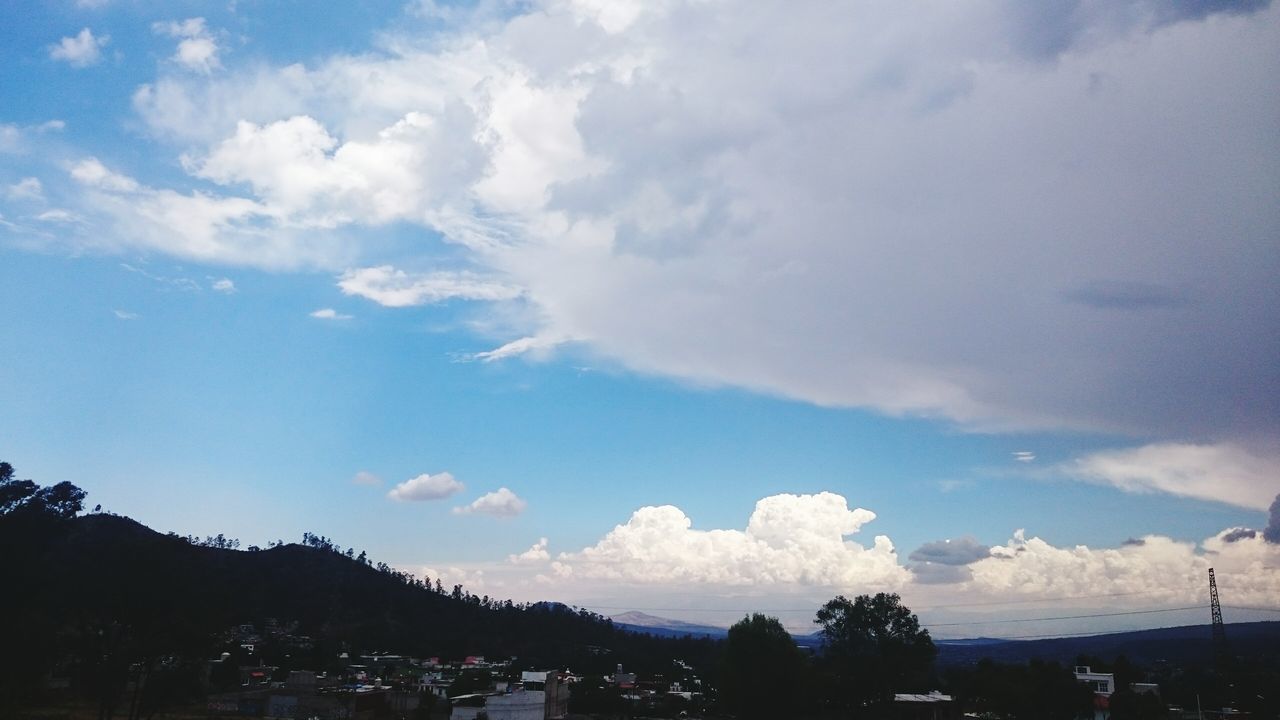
[1074,666,1115,720]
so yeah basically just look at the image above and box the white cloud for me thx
[69,158,341,268]
[36,209,78,223]
[6,177,44,201]
[554,492,908,588]
[310,308,352,320]
[113,309,137,320]
[352,470,382,486]
[25,0,1264,512]
[1013,451,1036,463]
[387,471,464,501]
[965,527,1280,606]
[337,266,521,307]
[211,277,236,293]
[153,19,221,74]
[50,28,108,68]
[70,158,140,193]
[1068,442,1280,510]
[509,537,550,564]
[453,487,527,517]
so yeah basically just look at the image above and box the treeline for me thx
[0,462,717,717]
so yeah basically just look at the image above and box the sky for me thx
[1,0,1278,638]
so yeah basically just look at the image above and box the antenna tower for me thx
[1209,567,1227,655]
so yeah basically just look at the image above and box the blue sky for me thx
[2,0,1278,636]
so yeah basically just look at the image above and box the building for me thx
[1074,666,1115,720]
[892,691,958,720]
[448,671,569,720]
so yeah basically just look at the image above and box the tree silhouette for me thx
[720,613,807,719]
[814,593,936,714]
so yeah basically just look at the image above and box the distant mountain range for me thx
[608,610,1280,666]
[609,611,731,639]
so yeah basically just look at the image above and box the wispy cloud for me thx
[309,308,352,320]
[112,309,138,320]
[210,277,236,294]
[352,470,382,487]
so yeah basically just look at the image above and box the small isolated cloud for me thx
[113,309,137,320]
[50,28,108,67]
[6,177,43,201]
[152,18,220,73]
[909,536,991,566]
[352,470,381,487]
[509,537,550,564]
[1069,442,1280,510]
[453,487,527,517]
[472,334,569,362]
[310,308,352,320]
[36,209,78,223]
[387,472,464,502]
[211,277,236,293]
[338,266,521,308]
[1013,451,1036,463]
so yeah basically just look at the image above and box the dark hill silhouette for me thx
[936,621,1280,667]
[0,508,720,699]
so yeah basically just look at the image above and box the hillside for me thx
[0,510,721,692]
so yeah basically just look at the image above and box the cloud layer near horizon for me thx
[527,491,1280,607]
[14,0,1280,508]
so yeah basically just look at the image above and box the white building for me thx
[1074,666,1114,720]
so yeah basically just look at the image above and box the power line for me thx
[922,606,1203,628]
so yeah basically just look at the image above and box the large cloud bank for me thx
[536,492,1280,606]
[18,1,1280,505]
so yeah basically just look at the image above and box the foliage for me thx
[814,593,937,713]
[720,613,808,719]
[943,658,1094,720]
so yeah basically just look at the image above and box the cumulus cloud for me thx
[310,308,352,320]
[1069,442,1280,510]
[50,28,108,67]
[387,472,464,501]
[109,0,1278,470]
[554,492,908,588]
[509,537,550,564]
[967,527,1280,605]
[453,487,527,517]
[352,470,381,486]
[153,18,220,73]
[18,0,1264,519]
[337,266,521,308]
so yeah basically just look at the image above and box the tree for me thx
[720,614,808,719]
[814,593,936,714]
